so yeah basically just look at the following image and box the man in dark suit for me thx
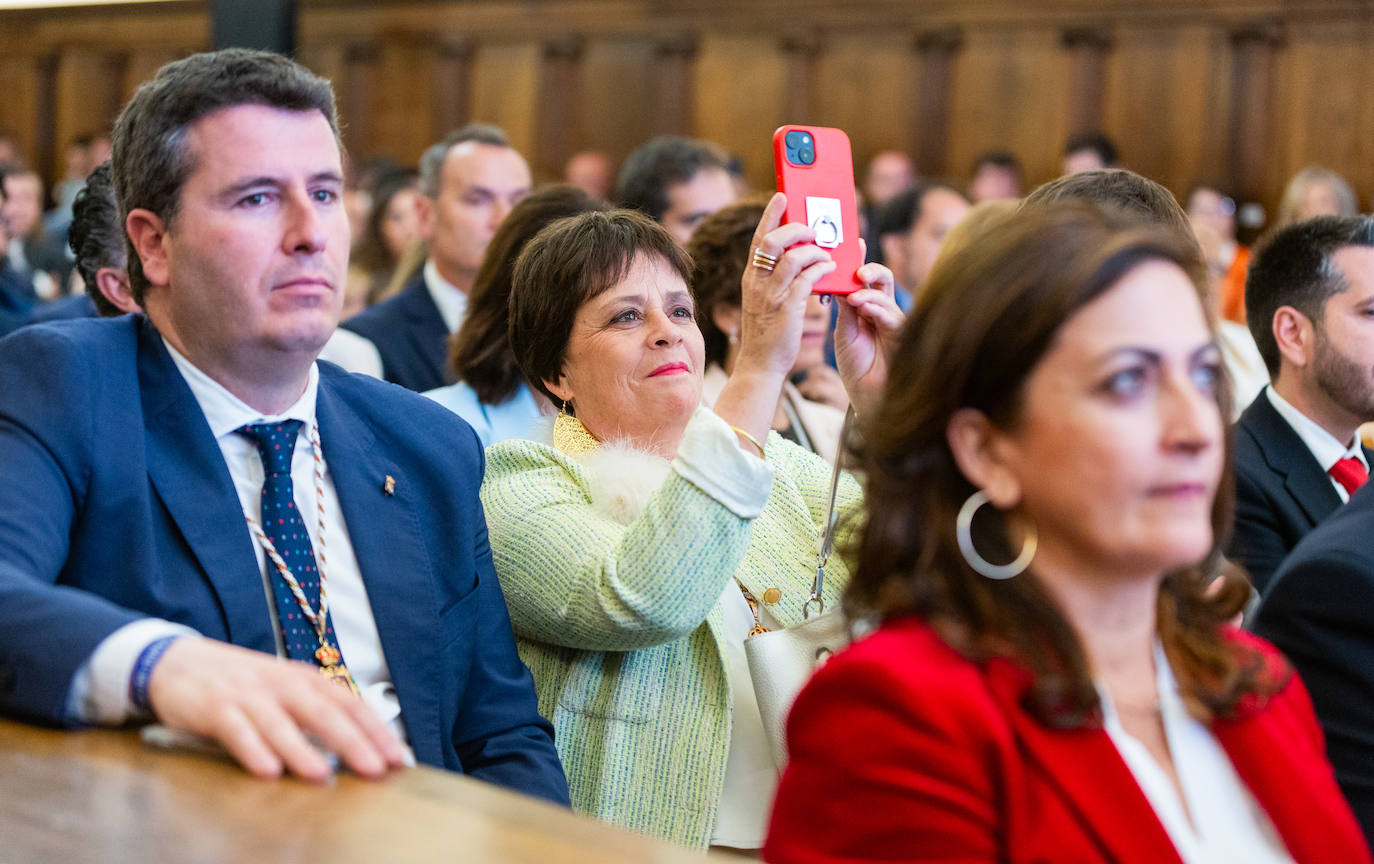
[1229,216,1374,592]
[341,124,530,392]
[0,49,567,802]
[0,164,38,336]
[2,165,70,297]
[1253,478,1374,848]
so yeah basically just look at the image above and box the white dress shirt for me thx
[423,259,468,333]
[1100,644,1295,864]
[68,341,404,742]
[1266,386,1370,502]
[317,327,383,378]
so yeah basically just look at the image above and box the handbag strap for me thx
[804,405,854,619]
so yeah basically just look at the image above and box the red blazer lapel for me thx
[1214,690,1374,863]
[985,658,1186,864]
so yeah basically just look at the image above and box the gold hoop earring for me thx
[955,490,1036,580]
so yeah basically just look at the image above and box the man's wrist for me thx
[129,635,184,714]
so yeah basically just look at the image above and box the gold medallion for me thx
[315,643,360,695]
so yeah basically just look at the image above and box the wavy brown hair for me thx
[846,201,1280,727]
[685,199,767,367]
[449,185,609,404]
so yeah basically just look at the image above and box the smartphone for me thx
[772,125,864,295]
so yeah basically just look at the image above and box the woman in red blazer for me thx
[766,194,1370,864]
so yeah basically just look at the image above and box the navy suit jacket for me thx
[1254,478,1374,851]
[1228,390,1371,594]
[0,315,568,804]
[340,269,450,392]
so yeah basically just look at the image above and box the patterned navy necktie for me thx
[237,420,345,665]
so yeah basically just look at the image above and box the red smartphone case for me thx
[772,125,864,295]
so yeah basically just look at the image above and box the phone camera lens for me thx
[799,147,815,165]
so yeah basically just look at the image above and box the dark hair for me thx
[686,199,767,366]
[847,201,1271,728]
[1063,131,1119,166]
[510,209,693,410]
[1245,216,1374,378]
[450,185,610,404]
[111,48,338,304]
[418,123,512,199]
[971,150,1022,177]
[615,136,729,223]
[872,181,967,241]
[351,167,419,293]
[68,161,127,317]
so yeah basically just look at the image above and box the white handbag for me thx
[745,407,860,770]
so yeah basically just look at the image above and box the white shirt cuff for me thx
[672,407,775,519]
[67,619,203,726]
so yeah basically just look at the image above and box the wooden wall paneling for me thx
[1270,18,1374,209]
[649,34,699,139]
[469,40,541,161]
[947,26,1072,189]
[912,27,964,179]
[691,34,788,190]
[534,35,586,180]
[31,53,60,188]
[121,48,194,103]
[574,37,657,166]
[1102,24,1227,196]
[808,33,919,180]
[367,33,441,162]
[1228,19,1284,205]
[335,42,379,161]
[0,55,44,167]
[1061,25,1114,138]
[432,37,476,141]
[53,48,126,159]
[778,33,824,127]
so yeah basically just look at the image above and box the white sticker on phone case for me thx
[805,197,844,249]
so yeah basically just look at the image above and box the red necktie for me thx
[1329,457,1369,497]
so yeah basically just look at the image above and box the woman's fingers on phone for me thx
[794,258,839,293]
[752,193,788,250]
[855,262,895,296]
[845,288,905,331]
[761,222,817,258]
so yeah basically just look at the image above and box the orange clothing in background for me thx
[1220,244,1251,324]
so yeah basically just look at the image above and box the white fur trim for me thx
[572,441,672,524]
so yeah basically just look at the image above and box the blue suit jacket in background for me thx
[340,269,450,393]
[0,314,568,805]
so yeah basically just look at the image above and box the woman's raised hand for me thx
[735,193,837,381]
[833,245,904,418]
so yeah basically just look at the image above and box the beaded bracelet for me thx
[129,635,184,713]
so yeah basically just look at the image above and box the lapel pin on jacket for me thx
[383,475,396,496]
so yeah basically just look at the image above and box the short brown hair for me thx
[449,185,610,404]
[685,199,767,366]
[847,201,1275,728]
[1022,169,1206,300]
[112,48,337,304]
[509,209,693,410]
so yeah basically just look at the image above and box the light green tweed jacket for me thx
[480,411,861,848]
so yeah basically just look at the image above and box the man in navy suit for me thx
[1254,478,1374,847]
[0,49,567,801]
[1229,216,1374,593]
[341,124,530,392]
